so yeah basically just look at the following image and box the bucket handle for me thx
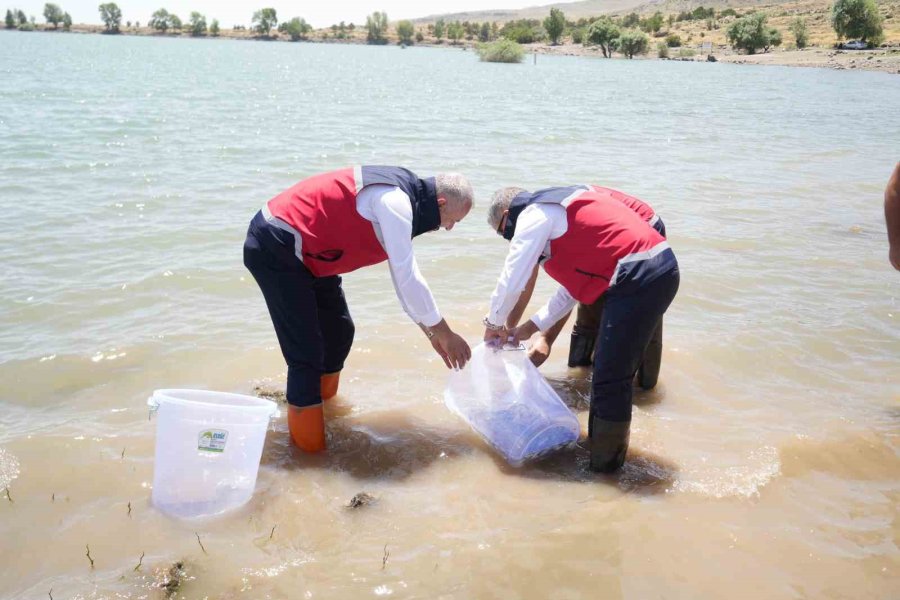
[146,394,281,421]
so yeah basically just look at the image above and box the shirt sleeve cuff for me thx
[418,310,442,328]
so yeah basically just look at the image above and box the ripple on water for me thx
[0,447,21,489]
[672,445,781,499]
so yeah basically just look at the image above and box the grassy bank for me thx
[3,0,899,74]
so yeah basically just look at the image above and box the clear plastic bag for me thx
[444,343,580,466]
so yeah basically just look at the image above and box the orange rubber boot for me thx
[287,404,326,452]
[321,371,341,401]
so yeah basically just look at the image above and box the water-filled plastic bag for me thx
[444,343,580,466]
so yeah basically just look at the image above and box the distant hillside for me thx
[412,0,650,24]
[413,0,804,23]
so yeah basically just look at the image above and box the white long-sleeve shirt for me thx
[356,184,442,327]
[487,203,577,332]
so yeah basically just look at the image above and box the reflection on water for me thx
[0,31,899,599]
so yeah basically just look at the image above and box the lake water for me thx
[1,31,898,598]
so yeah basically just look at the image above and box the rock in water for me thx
[347,492,376,508]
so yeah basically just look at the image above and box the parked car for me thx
[843,40,868,50]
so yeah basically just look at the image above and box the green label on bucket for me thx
[198,429,228,453]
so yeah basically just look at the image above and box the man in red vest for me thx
[501,185,667,390]
[244,166,473,452]
[482,184,679,472]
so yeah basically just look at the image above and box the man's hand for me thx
[428,319,471,370]
[509,320,539,346]
[483,325,508,348]
[527,334,551,367]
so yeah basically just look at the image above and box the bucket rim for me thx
[147,388,279,417]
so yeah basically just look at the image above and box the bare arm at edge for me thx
[886,162,900,271]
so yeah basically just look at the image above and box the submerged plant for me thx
[475,39,525,63]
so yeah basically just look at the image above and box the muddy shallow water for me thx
[1,32,898,598]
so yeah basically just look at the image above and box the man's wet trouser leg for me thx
[589,251,679,472]
[243,212,354,451]
[568,297,604,367]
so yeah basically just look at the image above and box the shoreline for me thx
[5,25,899,75]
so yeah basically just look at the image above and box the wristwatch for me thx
[482,316,504,331]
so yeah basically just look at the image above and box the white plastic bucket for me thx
[147,389,280,519]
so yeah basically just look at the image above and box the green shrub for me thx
[657,41,668,58]
[666,33,682,47]
[396,19,414,44]
[571,27,585,44]
[617,29,649,58]
[543,7,565,44]
[18,20,35,31]
[44,3,63,28]
[586,16,620,57]
[285,17,311,40]
[727,12,780,54]
[253,7,277,36]
[150,8,169,32]
[678,47,696,57]
[789,17,808,48]
[476,38,525,62]
[189,11,206,36]
[831,0,883,44]
[366,10,388,44]
[209,19,219,36]
[98,2,121,33]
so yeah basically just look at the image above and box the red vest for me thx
[542,190,665,303]
[265,168,385,277]
[590,184,656,223]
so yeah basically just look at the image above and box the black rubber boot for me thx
[637,320,663,390]
[567,330,596,367]
[589,417,630,473]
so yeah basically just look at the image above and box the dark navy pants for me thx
[591,248,680,423]
[243,211,355,408]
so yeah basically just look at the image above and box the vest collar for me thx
[412,177,440,237]
[501,191,533,241]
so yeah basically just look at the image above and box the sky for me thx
[8,0,543,28]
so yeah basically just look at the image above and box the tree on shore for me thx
[5,9,15,29]
[543,8,565,45]
[98,3,122,33]
[433,18,444,41]
[16,9,27,25]
[447,20,463,44]
[789,17,808,49]
[284,17,312,41]
[396,19,414,45]
[479,21,491,42]
[210,19,219,36]
[727,12,780,54]
[366,11,388,44]
[617,29,649,58]
[640,12,664,36]
[586,17,620,58]
[43,3,63,28]
[252,8,277,37]
[63,11,71,30]
[189,11,206,36]
[831,0,883,46]
[150,8,170,32]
